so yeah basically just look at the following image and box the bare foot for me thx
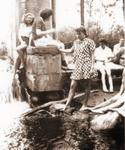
[79,105,87,111]
[103,89,109,93]
[91,109,104,114]
[27,46,35,49]
[80,107,92,112]
[109,89,114,93]
[60,105,66,111]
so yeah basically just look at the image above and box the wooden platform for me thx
[26,46,62,92]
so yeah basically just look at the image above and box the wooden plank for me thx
[51,0,56,39]
[81,0,84,25]
[23,92,86,116]
[26,46,59,55]
[26,54,61,74]
[26,73,62,91]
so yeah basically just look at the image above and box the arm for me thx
[91,53,95,69]
[32,17,56,40]
[59,48,73,53]
[59,41,75,53]
[90,40,96,70]
[112,48,124,62]
[36,28,56,39]
[32,20,38,40]
[113,45,118,55]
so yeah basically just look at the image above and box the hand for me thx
[90,66,98,78]
[107,57,114,62]
[58,42,65,51]
[90,66,94,74]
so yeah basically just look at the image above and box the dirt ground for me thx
[0,89,123,150]
[0,63,123,149]
[61,70,122,108]
[87,89,119,107]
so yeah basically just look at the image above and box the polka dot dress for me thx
[71,38,96,80]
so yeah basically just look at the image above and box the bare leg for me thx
[106,68,113,92]
[92,96,124,113]
[91,71,125,110]
[80,79,91,110]
[17,45,27,68]
[14,56,21,73]
[100,69,108,92]
[122,69,125,91]
[13,45,27,79]
[22,50,27,67]
[64,80,78,110]
[83,69,125,112]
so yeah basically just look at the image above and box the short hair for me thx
[22,13,35,24]
[99,38,107,45]
[75,26,87,36]
[40,8,53,20]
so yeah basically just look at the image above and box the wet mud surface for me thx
[0,90,124,150]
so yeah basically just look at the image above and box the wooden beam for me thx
[80,0,84,26]
[123,0,125,23]
[23,92,86,116]
[23,90,98,117]
[51,0,56,39]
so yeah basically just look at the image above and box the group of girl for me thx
[13,8,62,79]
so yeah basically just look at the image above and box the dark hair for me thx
[99,38,107,45]
[40,8,53,20]
[119,35,124,39]
[75,26,87,36]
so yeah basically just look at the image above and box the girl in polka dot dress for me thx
[60,26,97,111]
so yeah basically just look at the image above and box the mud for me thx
[0,90,124,150]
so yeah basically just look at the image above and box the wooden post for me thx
[51,0,56,39]
[123,0,124,18]
[123,0,125,42]
[123,0,125,27]
[81,0,84,26]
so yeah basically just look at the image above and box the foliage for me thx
[57,26,77,48]
[87,23,124,49]
[57,22,124,50]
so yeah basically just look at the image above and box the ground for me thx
[0,89,124,150]
[0,58,124,149]
[87,89,118,107]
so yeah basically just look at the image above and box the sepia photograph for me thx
[0,0,125,149]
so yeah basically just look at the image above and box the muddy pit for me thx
[0,90,124,150]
